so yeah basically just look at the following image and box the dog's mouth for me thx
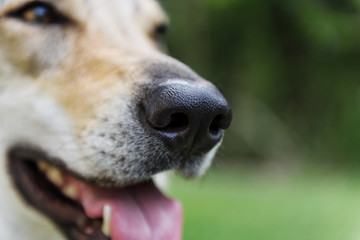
[8,147,183,240]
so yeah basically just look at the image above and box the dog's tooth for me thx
[37,162,50,172]
[102,205,111,237]
[47,167,64,186]
[62,184,77,199]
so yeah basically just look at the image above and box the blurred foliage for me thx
[162,0,360,169]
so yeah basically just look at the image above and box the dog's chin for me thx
[7,146,183,240]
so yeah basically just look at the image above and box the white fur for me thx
[0,84,74,239]
[0,0,223,239]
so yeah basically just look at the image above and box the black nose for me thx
[142,81,232,154]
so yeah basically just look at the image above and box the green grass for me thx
[168,167,360,240]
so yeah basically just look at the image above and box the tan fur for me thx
[1,0,168,133]
[0,1,221,239]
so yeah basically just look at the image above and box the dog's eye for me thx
[153,24,168,40]
[6,1,70,25]
[152,24,168,51]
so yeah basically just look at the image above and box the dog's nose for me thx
[142,81,232,154]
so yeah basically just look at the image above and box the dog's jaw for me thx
[0,145,61,239]
[0,85,77,240]
[0,82,223,240]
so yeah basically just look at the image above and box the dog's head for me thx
[0,0,232,239]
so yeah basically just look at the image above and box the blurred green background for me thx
[161,0,360,239]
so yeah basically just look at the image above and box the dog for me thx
[0,0,232,239]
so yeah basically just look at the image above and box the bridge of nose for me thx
[146,82,228,122]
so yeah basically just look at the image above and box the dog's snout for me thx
[142,81,232,154]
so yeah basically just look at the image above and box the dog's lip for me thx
[8,146,109,240]
[7,145,183,240]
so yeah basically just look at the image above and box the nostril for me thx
[155,113,189,134]
[209,115,223,136]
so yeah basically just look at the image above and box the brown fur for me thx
[1,0,168,133]
[0,1,226,239]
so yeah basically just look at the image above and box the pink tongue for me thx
[72,180,183,240]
